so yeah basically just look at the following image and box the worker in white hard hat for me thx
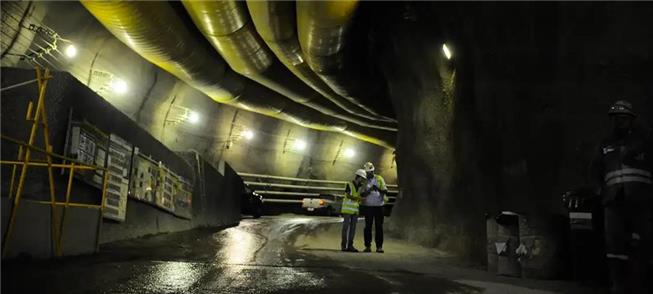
[590,100,652,294]
[341,169,367,252]
[360,162,388,253]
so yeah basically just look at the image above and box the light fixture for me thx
[110,78,128,94]
[442,43,452,60]
[64,44,77,59]
[344,148,356,158]
[293,139,307,151]
[243,129,254,140]
[188,111,200,124]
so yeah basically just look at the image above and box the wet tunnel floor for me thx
[2,216,597,294]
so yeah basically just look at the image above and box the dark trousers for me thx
[604,198,651,294]
[361,205,384,248]
[341,214,358,249]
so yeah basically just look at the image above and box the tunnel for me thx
[1,1,652,293]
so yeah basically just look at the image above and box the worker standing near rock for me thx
[360,162,389,253]
[341,169,367,252]
[591,100,652,294]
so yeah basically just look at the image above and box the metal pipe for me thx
[239,172,399,188]
[81,1,395,148]
[1,134,105,169]
[96,170,110,253]
[295,1,393,121]
[0,160,97,170]
[244,181,344,191]
[23,199,103,209]
[246,1,394,123]
[262,199,303,204]
[239,172,347,184]
[254,191,322,197]
[181,0,397,132]
[0,78,38,92]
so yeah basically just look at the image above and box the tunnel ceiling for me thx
[0,1,399,182]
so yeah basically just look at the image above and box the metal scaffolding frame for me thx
[1,68,109,258]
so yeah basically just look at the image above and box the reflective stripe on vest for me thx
[606,253,629,261]
[604,167,652,186]
[341,199,359,215]
[342,182,360,215]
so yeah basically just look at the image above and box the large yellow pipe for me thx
[80,1,395,148]
[246,0,395,123]
[182,0,397,131]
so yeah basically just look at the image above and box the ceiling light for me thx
[243,129,254,140]
[442,43,452,60]
[188,111,200,124]
[293,139,307,151]
[110,78,128,94]
[344,148,355,158]
[64,44,77,59]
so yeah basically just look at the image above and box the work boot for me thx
[363,246,372,253]
[347,247,359,253]
[376,247,384,253]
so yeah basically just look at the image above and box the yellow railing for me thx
[1,68,108,258]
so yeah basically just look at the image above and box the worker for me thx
[590,100,652,294]
[341,169,367,252]
[360,162,388,253]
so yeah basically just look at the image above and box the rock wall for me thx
[374,2,653,267]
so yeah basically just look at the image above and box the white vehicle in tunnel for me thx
[302,194,339,216]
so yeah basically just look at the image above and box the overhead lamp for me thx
[344,148,356,158]
[442,43,452,60]
[188,111,200,124]
[110,78,128,94]
[293,139,307,151]
[64,44,77,59]
[243,129,254,140]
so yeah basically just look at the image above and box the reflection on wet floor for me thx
[217,224,261,265]
[1,215,594,294]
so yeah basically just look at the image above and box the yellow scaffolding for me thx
[1,68,109,258]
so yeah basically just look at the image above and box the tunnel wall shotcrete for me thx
[1,1,398,188]
[1,68,242,258]
[375,2,653,271]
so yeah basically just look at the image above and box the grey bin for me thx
[487,211,521,277]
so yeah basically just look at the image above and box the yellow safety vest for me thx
[342,182,361,215]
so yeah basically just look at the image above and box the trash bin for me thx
[489,211,521,277]
[518,214,567,279]
[563,189,606,284]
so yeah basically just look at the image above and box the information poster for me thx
[156,164,176,213]
[174,178,193,219]
[102,134,133,221]
[66,119,193,221]
[129,149,158,204]
[68,122,108,189]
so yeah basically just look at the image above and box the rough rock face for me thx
[375,2,653,264]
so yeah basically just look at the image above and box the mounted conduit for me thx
[246,1,395,123]
[296,1,390,120]
[182,0,397,131]
[80,1,395,148]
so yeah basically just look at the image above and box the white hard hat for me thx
[363,162,375,172]
[608,100,636,117]
[355,169,367,178]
